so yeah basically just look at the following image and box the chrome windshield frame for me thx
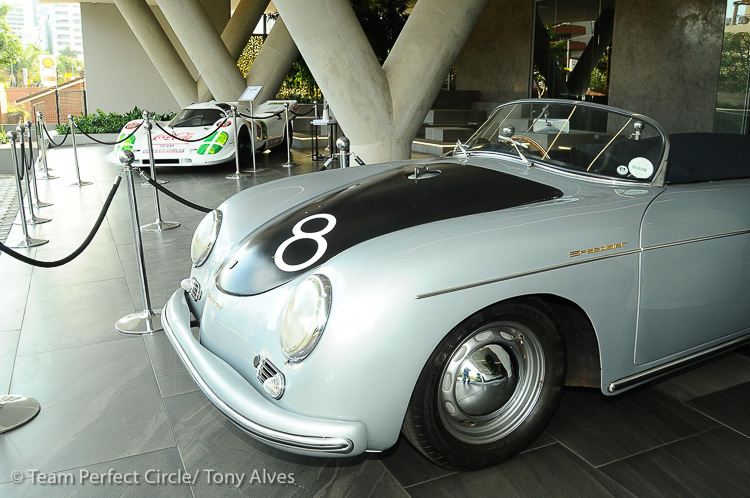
[462,99,671,188]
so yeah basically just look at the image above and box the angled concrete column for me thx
[156,0,246,101]
[201,0,230,33]
[246,18,300,104]
[385,0,489,138]
[197,0,270,101]
[275,0,486,162]
[113,0,197,107]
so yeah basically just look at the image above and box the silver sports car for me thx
[163,99,750,470]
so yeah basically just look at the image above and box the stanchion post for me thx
[14,126,50,226]
[35,112,56,179]
[226,105,250,179]
[26,121,52,208]
[281,102,298,168]
[140,111,180,232]
[5,131,48,248]
[68,114,92,187]
[115,149,162,335]
[337,136,350,169]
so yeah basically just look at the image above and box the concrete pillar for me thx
[197,0,270,101]
[201,0,230,33]
[608,0,725,133]
[455,0,534,112]
[384,0,488,140]
[113,0,197,107]
[156,0,246,102]
[275,0,486,162]
[246,18,299,104]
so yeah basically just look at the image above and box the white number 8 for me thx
[274,214,337,272]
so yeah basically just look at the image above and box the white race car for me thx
[113,100,297,167]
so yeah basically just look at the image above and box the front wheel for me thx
[402,297,565,470]
[236,126,253,166]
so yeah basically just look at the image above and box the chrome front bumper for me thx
[162,289,367,456]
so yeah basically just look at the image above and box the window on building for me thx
[532,0,615,104]
[715,1,750,133]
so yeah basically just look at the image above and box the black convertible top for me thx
[667,133,750,184]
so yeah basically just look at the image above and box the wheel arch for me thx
[534,294,602,388]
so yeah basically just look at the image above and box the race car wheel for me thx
[403,297,565,470]
[237,126,252,166]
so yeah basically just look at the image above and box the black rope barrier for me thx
[290,107,315,118]
[74,121,144,146]
[0,177,122,267]
[44,126,70,147]
[139,172,212,213]
[15,142,25,181]
[239,109,284,120]
[153,116,230,143]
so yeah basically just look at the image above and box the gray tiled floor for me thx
[1,144,750,497]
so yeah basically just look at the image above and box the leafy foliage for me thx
[0,4,23,85]
[237,0,409,102]
[717,32,750,96]
[589,51,609,92]
[55,107,175,134]
[56,46,84,83]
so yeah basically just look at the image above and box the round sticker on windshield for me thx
[616,165,629,176]
[628,157,654,179]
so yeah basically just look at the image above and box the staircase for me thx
[412,90,487,156]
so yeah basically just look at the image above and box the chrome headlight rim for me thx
[280,274,332,362]
[191,210,222,268]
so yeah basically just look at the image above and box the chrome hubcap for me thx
[438,321,545,444]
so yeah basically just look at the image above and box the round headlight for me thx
[190,210,222,267]
[280,275,332,362]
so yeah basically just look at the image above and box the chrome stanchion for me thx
[115,150,162,335]
[140,112,180,232]
[68,114,92,187]
[281,102,298,168]
[35,112,56,180]
[337,136,350,169]
[26,121,52,209]
[0,395,41,434]
[226,105,250,179]
[5,131,48,248]
[14,126,50,226]
[244,101,267,175]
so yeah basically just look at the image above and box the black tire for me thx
[402,297,565,470]
[236,126,253,166]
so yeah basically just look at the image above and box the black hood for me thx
[216,162,563,296]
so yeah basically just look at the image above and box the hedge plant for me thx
[55,107,175,135]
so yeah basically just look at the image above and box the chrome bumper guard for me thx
[162,289,364,455]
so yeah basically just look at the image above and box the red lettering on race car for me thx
[153,132,194,141]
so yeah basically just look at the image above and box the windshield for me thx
[464,101,666,182]
[170,108,225,128]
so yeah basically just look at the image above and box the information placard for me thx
[239,85,263,102]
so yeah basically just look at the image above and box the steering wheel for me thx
[512,136,547,156]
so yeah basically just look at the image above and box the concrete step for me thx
[411,137,455,156]
[425,125,476,142]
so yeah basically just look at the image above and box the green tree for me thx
[13,43,41,86]
[0,4,23,86]
[718,32,750,95]
[56,46,84,83]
